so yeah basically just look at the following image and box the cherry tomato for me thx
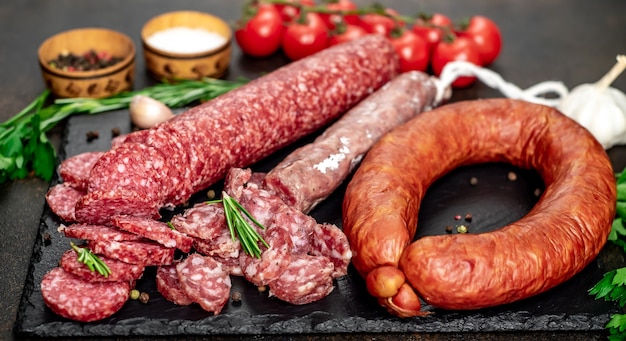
[320,0,360,30]
[282,12,329,61]
[389,30,429,72]
[274,0,315,23]
[456,15,502,65]
[328,23,368,46]
[412,13,453,54]
[235,3,283,58]
[431,36,481,88]
[359,9,403,36]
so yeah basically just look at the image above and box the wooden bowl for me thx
[38,28,136,98]
[141,11,232,80]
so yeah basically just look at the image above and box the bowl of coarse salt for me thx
[141,10,232,80]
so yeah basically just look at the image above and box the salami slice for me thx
[59,250,144,282]
[239,226,292,287]
[270,206,316,255]
[58,151,104,191]
[75,189,162,225]
[156,263,193,306]
[176,254,231,314]
[45,183,84,222]
[88,239,175,266]
[169,203,225,241]
[41,267,130,322]
[309,223,352,278]
[193,230,241,260]
[59,223,142,242]
[268,254,335,305]
[112,215,193,252]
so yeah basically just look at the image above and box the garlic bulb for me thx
[129,95,175,129]
[558,55,626,149]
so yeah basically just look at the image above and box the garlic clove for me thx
[557,55,626,149]
[129,95,175,129]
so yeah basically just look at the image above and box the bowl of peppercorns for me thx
[38,27,136,98]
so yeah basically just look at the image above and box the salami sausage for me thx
[176,254,231,314]
[342,99,616,316]
[41,267,130,322]
[59,223,142,242]
[156,263,194,306]
[268,254,335,305]
[59,250,144,282]
[264,71,439,213]
[58,151,103,191]
[45,183,84,222]
[88,239,175,266]
[77,34,399,224]
[112,215,193,252]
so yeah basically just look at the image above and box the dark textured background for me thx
[2,1,626,340]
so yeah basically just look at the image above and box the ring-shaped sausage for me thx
[342,98,616,316]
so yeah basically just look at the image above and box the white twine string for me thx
[433,61,570,107]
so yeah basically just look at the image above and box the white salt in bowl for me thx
[141,11,232,80]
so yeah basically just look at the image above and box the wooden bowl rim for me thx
[141,10,232,59]
[38,27,136,78]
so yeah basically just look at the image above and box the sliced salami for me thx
[75,189,162,225]
[59,223,142,242]
[156,263,193,306]
[112,215,193,252]
[59,250,144,282]
[88,239,175,266]
[268,254,335,305]
[45,183,84,222]
[309,223,352,278]
[176,254,231,315]
[58,151,104,191]
[193,229,241,260]
[239,226,292,287]
[271,206,316,255]
[212,255,243,277]
[169,203,226,241]
[41,267,130,322]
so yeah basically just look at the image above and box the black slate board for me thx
[14,108,623,338]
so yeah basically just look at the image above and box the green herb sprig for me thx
[207,191,269,258]
[590,169,626,340]
[0,77,246,184]
[70,241,111,277]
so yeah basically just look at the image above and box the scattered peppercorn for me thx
[48,49,123,72]
[457,225,468,234]
[534,188,542,197]
[258,285,267,293]
[507,171,518,181]
[42,232,52,246]
[445,225,453,233]
[139,291,150,304]
[231,291,243,303]
[454,214,461,220]
[86,130,99,142]
[207,189,216,200]
[464,213,473,222]
[469,177,478,186]
[111,127,121,137]
[130,289,140,300]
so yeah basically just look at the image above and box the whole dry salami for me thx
[78,34,399,224]
[41,267,130,322]
[176,254,231,314]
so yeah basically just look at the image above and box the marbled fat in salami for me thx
[81,34,399,223]
[45,183,85,222]
[169,203,226,241]
[41,267,130,322]
[88,239,175,266]
[176,254,231,314]
[268,254,335,305]
[156,263,193,306]
[263,71,439,213]
[112,215,193,252]
[58,151,104,191]
[59,250,144,282]
[59,223,142,242]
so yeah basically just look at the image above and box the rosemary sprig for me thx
[207,191,269,258]
[0,77,246,184]
[70,242,111,277]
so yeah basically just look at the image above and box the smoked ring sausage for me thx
[342,98,616,317]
